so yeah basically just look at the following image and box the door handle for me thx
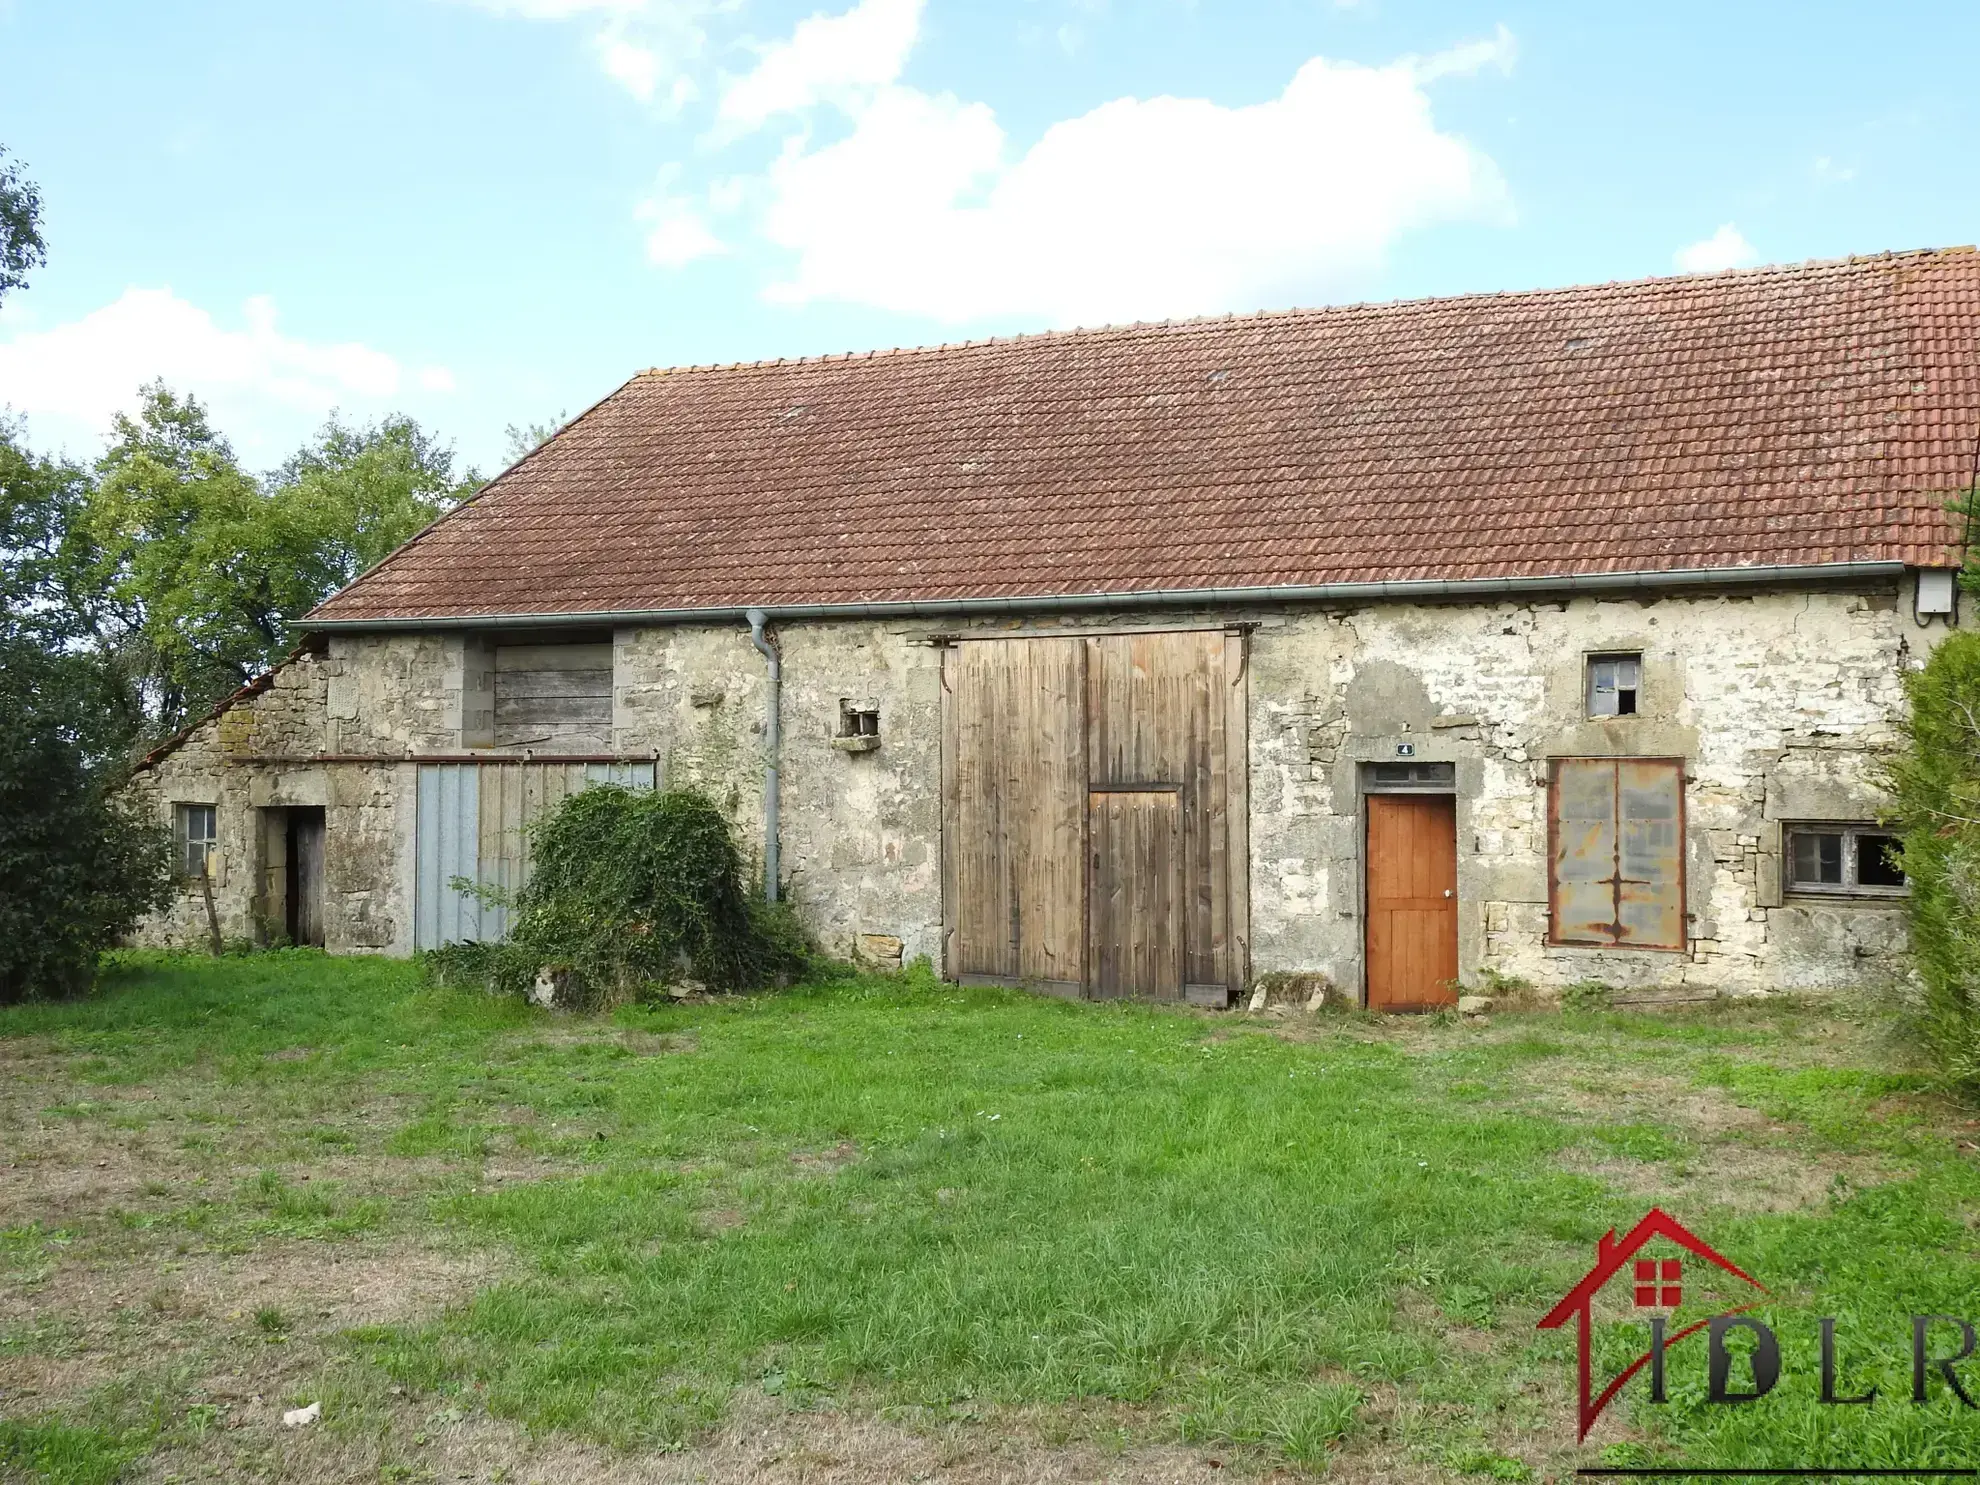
[1443,890,1453,898]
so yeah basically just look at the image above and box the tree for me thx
[268,410,480,590]
[79,386,275,727]
[0,155,169,1000]
[502,410,567,466]
[0,635,172,1002]
[66,388,478,736]
[0,146,46,302]
[1888,630,1980,1098]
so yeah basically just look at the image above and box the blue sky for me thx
[1,0,1976,473]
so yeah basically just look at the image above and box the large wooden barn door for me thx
[943,638,1088,995]
[943,630,1248,1001]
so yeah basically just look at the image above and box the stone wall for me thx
[611,620,946,965]
[1245,587,1915,998]
[125,579,1943,996]
[127,642,421,955]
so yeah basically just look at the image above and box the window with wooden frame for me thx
[1783,825,1906,897]
[1587,653,1642,717]
[1549,758,1686,949]
[176,803,217,878]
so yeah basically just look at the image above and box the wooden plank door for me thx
[1364,794,1458,1010]
[1088,789,1183,999]
[1085,632,1235,1001]
[944,638,1087,995]
[942,629,1249,1002]
[287,808,325,948]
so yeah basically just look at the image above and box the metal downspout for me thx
[747,608,781,902]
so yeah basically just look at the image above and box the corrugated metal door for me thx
[416,764,483,949]
[1548,757,1685,949]
[415,761,656,948]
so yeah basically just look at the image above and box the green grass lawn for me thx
[2,953,1978,1483]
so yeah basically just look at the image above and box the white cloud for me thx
[0,289,435,460]
[753,32,1514,326]
[597,33,663,99]
[637,164,729,267]
[1674,224,1759,273]
[452,0,714,107]
[1407,24,1516,82]
[447,0,648,18]
[641,198,727,266]
[718,0,922,127]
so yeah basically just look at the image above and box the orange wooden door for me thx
[1365,794,1458,1010]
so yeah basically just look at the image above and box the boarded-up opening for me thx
[1549,757,1686,949]
[1364,792,1458,1010]
[942,630,1247,1002]
[414,760,656,948]
[493,643,613,749]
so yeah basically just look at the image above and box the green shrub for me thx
[439,785,807,1008]
[0,636,172,1003]
[1887,629,1980,1097]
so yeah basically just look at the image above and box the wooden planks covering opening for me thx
[942,629,1248,1002]
[493,643,613,748]
[945,637,1087,994]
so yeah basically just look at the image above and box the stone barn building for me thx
[127,250,1980,1006]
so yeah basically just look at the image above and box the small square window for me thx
[1784,825,1906,897]
[839,701,880,738]
[1587,654,1641,717]
[177,803,217,877]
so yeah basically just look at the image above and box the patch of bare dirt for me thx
[129,1392,1320,1485]
[1557,1143,1883,1214]
[2,1353,122,1409]
[790,1141,860,1176]
[1533,1067,1894,1211]
[622,1029,698,1056]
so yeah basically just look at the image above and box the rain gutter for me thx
[747,607,781,903]
[295,562,1914,633]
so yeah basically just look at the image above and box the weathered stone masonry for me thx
[130,580,1935,996]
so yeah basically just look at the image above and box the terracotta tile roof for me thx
[308,249,1980,624]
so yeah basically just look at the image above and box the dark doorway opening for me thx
[286,807,326,948]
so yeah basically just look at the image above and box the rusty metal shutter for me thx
[1549,757,1685,949]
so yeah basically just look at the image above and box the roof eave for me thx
[294,560,1918,633]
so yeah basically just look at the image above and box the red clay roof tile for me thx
[308,249,1979,623]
